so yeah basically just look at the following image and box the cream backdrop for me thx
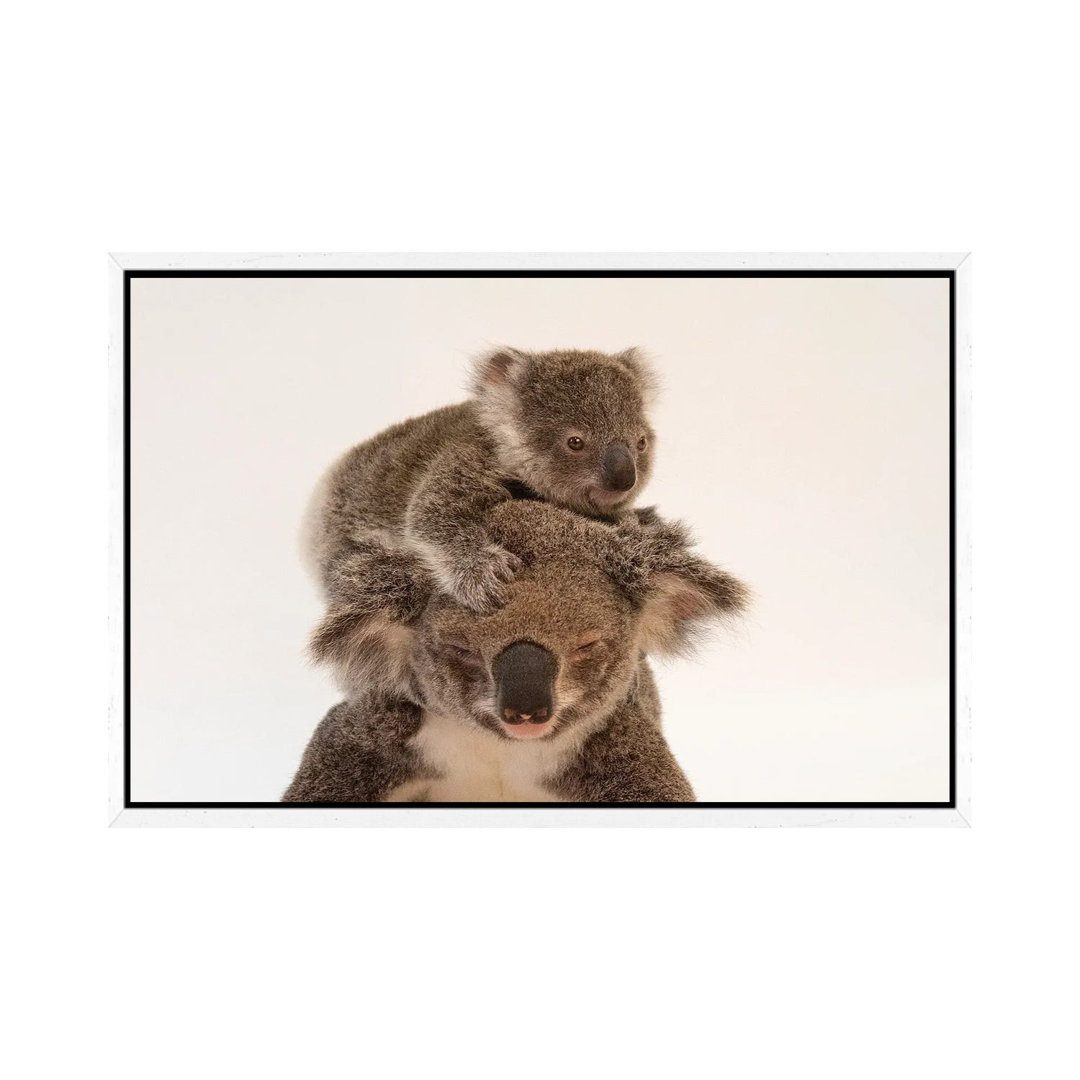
[129,274,950,802]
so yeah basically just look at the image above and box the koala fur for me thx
[303,347,658,613]
[284,498,748,803]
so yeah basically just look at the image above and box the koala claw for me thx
[451,545,523,612]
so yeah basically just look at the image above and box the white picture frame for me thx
[108,252,971,827]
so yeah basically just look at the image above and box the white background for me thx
[130,274,951,802]
[4,2,1078,1079]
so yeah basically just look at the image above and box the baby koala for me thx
[305,347,658,612]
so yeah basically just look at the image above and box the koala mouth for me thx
[588,485,633,508]
[500,709,555,739]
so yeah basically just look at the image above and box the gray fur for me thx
[551,663,695,802]
[283,662,693,803]
[286,498,747,803]
[283,697,432,802]
[305,347,658,613]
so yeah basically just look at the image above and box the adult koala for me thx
[284,498,747,803]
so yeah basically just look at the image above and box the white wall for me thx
[130,274,950,802]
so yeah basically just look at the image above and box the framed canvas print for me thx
[108,253,970,826]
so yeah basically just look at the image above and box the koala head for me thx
[312,500,747,743]
[470,347,659,516]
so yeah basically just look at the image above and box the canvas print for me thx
[118,261,959,816]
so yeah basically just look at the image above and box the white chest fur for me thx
[385,712,577,802]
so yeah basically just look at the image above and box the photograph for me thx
[15,6,1079,1075]
[114,255,967,824]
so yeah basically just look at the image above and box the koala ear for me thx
[312,541,433,697]
[470,347,531,393]
[612,347,660,404]
[602,516,748,657]
[638,556,748,656]
[310,604,419,699]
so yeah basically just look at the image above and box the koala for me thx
[284,497,748,803]
[304,346,658,613]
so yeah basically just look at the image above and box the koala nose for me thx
[492,641,556,725]
[601,443,636,493]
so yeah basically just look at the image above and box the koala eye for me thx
[637,436,648,452]
[566,436,585,452]
[445,643,481,664]
[573,637,603,658]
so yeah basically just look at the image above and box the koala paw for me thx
[450,545,523,612]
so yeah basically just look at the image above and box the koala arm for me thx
[404,441,520,612]
[553,663,696,803]
[282,697,429,803]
